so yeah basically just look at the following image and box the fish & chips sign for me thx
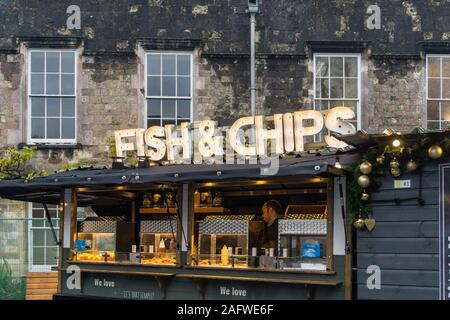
[114,107,355,164]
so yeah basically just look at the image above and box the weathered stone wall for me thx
[0,53,23,147]
[364,57,426,133]
[0,0,447,170]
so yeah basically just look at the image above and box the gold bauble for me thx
[359,161,373,175]
[376,155,385,164]
[357,175,370,188]
[361,192,370,201]
[353,218,366,230]
[428,145,443,159]
[390,158,400,169]
[406,159,418,172]
[390,167,401,177]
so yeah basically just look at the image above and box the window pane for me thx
[428,78,441,99]
[46,74,59,94]
[177,55,190,75]
[443,58,450,78]
[46,52,60,73]
[428,57,441,78]
[427,101,440,120]
[162,119,176,126]
[162,54,176,75]
[31,52,45,72]
[177,77,190,96]
[32,209,44,227]
[177,100,191,118]
[162,76,176,96]
[32,247,45,265]
[162,99,176,118]
[61,98,75,117]
[62,118,75,139]
[330,100,344,108]
[315,100,329,111]
[442,101,450,121]
[31,118,45,139]
[147,99,161,117]
[46,97,60,117]
[315,78,329,98]
[45,230,58,244]
[443,79,450,99]
[61,74,75,95]
[45,247,58,265]
[61,52,75,73]
[330,57,343,77]
[147,119,161,127]
[147,54,161,75]
[315,57,328,77]
[345,57,358,77]
[147,76,161,96]
[330,78,343,98]
[31,74,45,94]
[31,97,45,117]
[345,78,358,99]
[33,230,45,246]
[47,118,60,139]
[427,121,440,130]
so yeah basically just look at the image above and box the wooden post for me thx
[57,191,65,293]
[70,190,78,260]
[326,178,334,271]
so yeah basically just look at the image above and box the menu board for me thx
[440,164,450,300]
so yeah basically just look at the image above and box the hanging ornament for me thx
[353,216,366,230]
[361,192,370,201]
[428,144,443,159]
[390,167,401,177]
[357,175,370,188]
[364,217,376,232]
[390,158,400,169]
[359,161,373,175]
[376,155,385,164]
[406,159,418,172]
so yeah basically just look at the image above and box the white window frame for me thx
[313,53,362,130]
[426,54,450,130]
[27,48,77,144]
[144,51,193,127]
[27,203,59,272]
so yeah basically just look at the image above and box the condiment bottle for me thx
[194,190,200,207]
[159,238,165,253]
[221,245,229,266]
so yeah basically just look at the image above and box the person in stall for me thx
[260,200,284,256]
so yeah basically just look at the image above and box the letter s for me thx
[324,107,356,149]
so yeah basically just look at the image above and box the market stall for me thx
[0,155,357,300]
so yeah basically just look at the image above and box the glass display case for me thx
[193,216,261,268]
[139,219,177,265]
[75,219,135,262]
[278,218,327,271]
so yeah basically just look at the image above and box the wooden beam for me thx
[176,273,341,286]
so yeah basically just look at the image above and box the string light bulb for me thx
[392,139,401,148]
[334,157,342,169]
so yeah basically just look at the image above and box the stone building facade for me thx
[0,0,449,274]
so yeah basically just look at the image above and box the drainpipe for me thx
[248,1,259,116]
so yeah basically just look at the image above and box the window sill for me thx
[18,143,82,150]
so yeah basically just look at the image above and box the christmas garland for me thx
[346,135,450,230]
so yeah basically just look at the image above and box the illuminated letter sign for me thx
[114,106,356,162]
